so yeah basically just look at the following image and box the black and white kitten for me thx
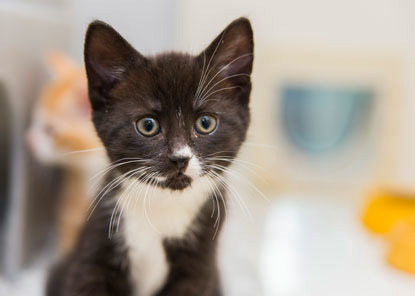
[47,17,254,296]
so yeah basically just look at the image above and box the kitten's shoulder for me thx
[46,198,131,296]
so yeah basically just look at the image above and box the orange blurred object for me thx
[362,191,415,234]
[387,217,415,274]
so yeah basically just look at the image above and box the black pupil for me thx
[143,119,154,132]
[200,116,211,130]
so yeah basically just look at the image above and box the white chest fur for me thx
[121,177,212,296]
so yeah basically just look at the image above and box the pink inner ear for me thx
[220,52,253,78]
[89,62,121,85]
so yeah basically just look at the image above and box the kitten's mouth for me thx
[163,172,192,190]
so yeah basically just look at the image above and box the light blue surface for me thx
[280,84,373,154]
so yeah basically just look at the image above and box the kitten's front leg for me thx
[48,261,132,296]
[154,204,224,296]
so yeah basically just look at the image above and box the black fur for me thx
[47,183,225,296]
[47,17,254,296]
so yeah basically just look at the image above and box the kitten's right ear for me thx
[84,21,143,110]
[198,18,254,104]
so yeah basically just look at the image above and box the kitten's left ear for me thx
[199,17,254,102]
[84,20,144,110]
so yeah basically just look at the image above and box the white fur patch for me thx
[174,145,203,179]
[175,145,192,158]
[186,156,203,179]
[120,160,212,296]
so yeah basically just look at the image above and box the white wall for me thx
[176,0,415,193]
[67,0,178,61]
[176,0,413,51]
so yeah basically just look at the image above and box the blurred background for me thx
[1,0,415,295]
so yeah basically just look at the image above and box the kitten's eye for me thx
[195,115,217,135]
[136,117,160,137]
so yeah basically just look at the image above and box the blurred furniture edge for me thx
[0,1,70,277]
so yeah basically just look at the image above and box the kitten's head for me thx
[84,18,253,190]
[27,52,104,167]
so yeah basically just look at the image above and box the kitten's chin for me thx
[162,173,192,191]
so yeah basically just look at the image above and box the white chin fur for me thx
[120,172,214,296]
[184,154,203,179]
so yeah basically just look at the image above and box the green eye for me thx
[136,117,160,137]
[195,115,217,134]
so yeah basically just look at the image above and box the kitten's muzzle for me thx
[164,172,192,190]
[168,155,190,171]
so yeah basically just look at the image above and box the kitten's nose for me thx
[169,155,190,171]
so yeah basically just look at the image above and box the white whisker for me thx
[208,169,252,221]
[142,172,161,234]
[207,157,267,177]
[118,171,149,231]
[198,73,250,104]
[198,86,242,105]
[243,142,282,151]
[194,51,206,99]
[205,172,229,240]
[88,167,147,220]
[58,147,105,157]
[197,53,253,101]
[202,176,217,218]
[206,150,238,157]
[194,32,226,101]
[89,158,147,183]
[88,159,147,194]
[209,164,269,203]
[109,168,150,237]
